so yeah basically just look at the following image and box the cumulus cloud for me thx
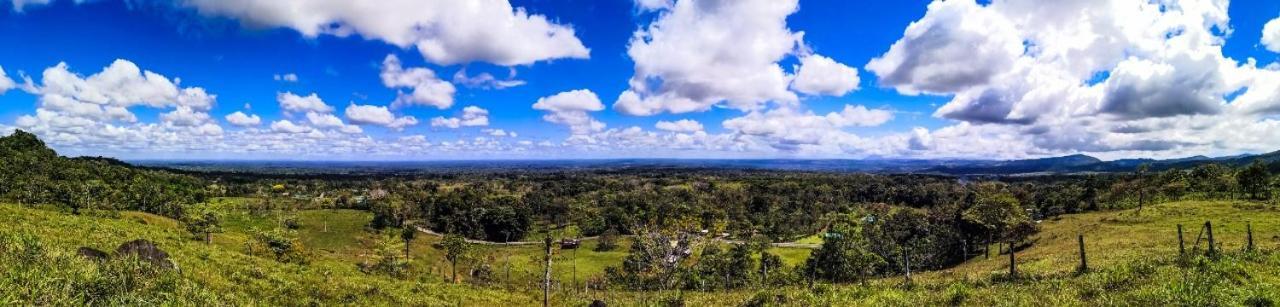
[430,105,489,128]
[791,55,861,96]
[723,105,892,148]
[534,89,605,134]
[615,0,817,116]
[654,119,703,133]
[8,0,54,12]
[857,0,1275,158]
[270,119,311,134]
[10,59,240,155]
[344,103,418,130]
[33,59,216,116]
[181,0,589,66]
[273,73,298,82]
[305,112,345,128]
[1098,55,1226,119]
[484,129,516,137]
[0,66,15,94]
[1264,16,1280,53]
[865,0,1022,96]
[452,68,525,90]
[160,106,213,127]
[278,92,333,114]
[224,111,261,127]
[382,54,456,109]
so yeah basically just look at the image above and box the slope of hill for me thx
[641,200,1280,305]
[0,130,207,217]
[0,203,532,305]
[6,197,1277,305]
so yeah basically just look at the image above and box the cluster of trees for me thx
[187,154,1278,248]
[0,130,206,217]
[604,182,1038,289]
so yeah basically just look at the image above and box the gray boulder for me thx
[115,239,175,270]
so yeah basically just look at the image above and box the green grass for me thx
[6,199,1280,305]
[0,203,534,306]
[586,200,1280,306]
[792,233,825,245]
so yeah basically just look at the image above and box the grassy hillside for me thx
[0,203,534,306]
[5,199,1279,306]
[621,200,1280,306]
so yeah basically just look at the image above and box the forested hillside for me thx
[0,130,206,217]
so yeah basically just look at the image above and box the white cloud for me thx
[430,105,489,128]
[270,120,311,134]
[9,59,242,156]
[615,0,811,116]
[723,105,892,148]
[33,59,216,116]
[306,112,346,128]
[791,55,860,96]
[534,89,605,134]
[484,129,515,137]
[273,73,298,82]
[278,92,333,114]
[0,66,15,94]
[225,111,261,127]
[160,106,213,127]
[654,119,703,133]
[8,0,53,12]
[345,103,419,130]
[1264,16,1280,53]
[182,0,589,66]
[382,54,456,109]
[452,68,525,89]
[854,0,1280,159]
[865,0,1023,96]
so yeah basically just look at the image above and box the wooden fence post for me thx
[1008,241,1016,278]
[1247,222,1254,252]
[1077,234,1088,272]
[1177,224,1185,256]
[902,247,912,284]
[1205,221,1215,257]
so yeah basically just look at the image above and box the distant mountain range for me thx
[132,150,1280,176]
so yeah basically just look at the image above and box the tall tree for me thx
[1238,159,1270,200]
[441,234,470,283]
[802,218,884,284]
[183,206,222,244]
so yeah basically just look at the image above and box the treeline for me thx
[199,157,1279,245]
[0,130,206,217]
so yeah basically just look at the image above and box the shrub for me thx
[254,228,306,263]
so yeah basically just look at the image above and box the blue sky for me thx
[2,0,1280,160]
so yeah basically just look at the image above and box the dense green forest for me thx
[3,129,1279,305]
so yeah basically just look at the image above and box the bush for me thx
[595,228,619,252]
[254,228,306,263]
[360,234,409,278]
[282,215,302,230]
